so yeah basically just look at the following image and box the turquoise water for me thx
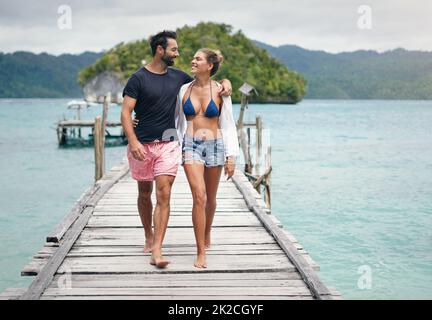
[0,98,431,299]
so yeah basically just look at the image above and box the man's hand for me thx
[224,156,235,180]
[218,79,232,97]
[130,140,146,161]
[132,117,139,128]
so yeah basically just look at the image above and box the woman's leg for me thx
[183,162,208,268]
[203,165,223,248]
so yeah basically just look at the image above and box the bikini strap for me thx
[188,81,195,99]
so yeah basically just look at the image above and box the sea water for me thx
[0,98,431,299]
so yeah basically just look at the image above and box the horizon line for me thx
[2,41,432,57]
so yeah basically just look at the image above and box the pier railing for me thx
[237,84,272,209]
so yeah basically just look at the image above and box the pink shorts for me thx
[127,141,181,181]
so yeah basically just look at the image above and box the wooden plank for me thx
[46,185,98,243]
[43,286,311,296]
[86,215,264,228]
[23,249,317,276]
[25,251,317,277]
[97,198,248,203]
[39,248,305,258]
[55,254,296,274]
[45,243,282,254]
[0,288,26,300]
[76,226,295,242]
[93,207,251,212]
[102,193,256,199]
[41,295,313,300]
[48,278,307,289]
[19,163,130,300]
[48,271,303,285]
[92,210,253,216]
[231,171,333,300]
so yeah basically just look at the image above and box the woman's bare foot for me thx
[194,254,207,268]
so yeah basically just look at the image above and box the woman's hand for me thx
[132,117,139,128]
[224,156,235,180]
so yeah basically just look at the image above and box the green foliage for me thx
[78,22,307,103]
[257,43,432,100]
[0,51,102,98]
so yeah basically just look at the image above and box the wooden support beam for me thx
[94,116,103,181]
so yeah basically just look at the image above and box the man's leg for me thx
[150,174,176,268]
[137,181,154,252]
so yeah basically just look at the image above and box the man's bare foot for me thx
[150,248,169,268]
[144,239,153,253]
[150,255,170,268]
[194,254,207,268]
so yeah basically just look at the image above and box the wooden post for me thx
[237,94,246,128]
[94,116,103,181]
[98,93,110,176]
[256,114,262,176]
[77,107,82,138]
[247,127,253,174]
[102,93,111,146]
[265,146,272,209]
[237,93,252,173]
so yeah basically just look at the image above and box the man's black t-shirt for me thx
[123,67,193,143]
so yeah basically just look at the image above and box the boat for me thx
[56,100,127,147]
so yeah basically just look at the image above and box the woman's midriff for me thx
[185,117,222,140]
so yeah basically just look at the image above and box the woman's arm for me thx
[220,95,240,179]
[175,83,190,147]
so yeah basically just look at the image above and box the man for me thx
[121,30,232,268]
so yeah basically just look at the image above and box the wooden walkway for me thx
[1,159,340,300]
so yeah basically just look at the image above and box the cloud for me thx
[0,0,430,54]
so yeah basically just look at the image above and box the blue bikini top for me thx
[182,81,221,118]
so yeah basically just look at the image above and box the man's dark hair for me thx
[149,30,177,56]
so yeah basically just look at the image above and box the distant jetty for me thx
[56,97,126,147]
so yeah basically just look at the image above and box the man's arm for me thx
[120,95,145,161]
[219,79,232,97]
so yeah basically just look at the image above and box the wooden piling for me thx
[94,116,103,181]
[255,114,262,177]
[265,146,272,208]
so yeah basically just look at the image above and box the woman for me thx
[175,48,240,268]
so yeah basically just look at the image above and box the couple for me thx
[120,31,239,269]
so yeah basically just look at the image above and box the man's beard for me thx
[162,53,175,66]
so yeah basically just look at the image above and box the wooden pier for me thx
[57,96,126,147]
[1,158,340,300]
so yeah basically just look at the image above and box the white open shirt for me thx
[175,81,240,158]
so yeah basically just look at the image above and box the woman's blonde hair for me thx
[198,48,224,76]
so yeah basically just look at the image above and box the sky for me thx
[0,0,431,55]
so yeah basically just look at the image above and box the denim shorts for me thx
[182,135,225,167]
